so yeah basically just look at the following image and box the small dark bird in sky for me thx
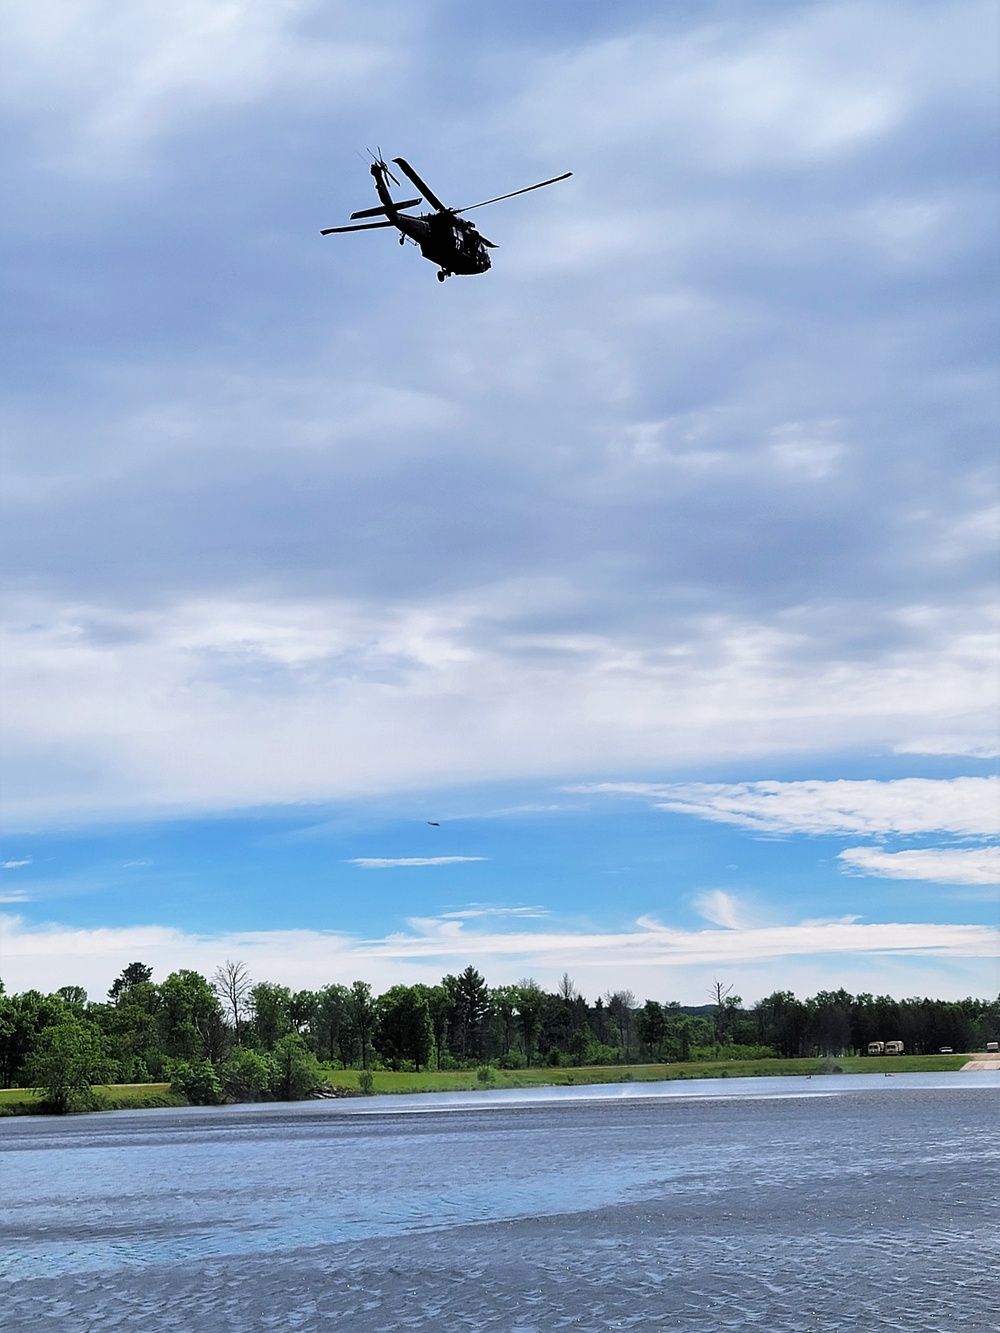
[427,821,440,826]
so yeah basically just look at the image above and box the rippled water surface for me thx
[2,1074,997,1330]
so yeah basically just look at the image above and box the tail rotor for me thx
[368,146,400,189]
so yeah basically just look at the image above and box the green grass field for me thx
[0,1054,973,1115]
[319,1051,970,1096]
[0,1083,181,1115]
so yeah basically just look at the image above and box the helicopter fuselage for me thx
[371,165,491,277]
[395,212,492,275]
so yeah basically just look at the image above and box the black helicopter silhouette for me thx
[321,156,572,281]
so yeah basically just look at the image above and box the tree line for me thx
[1,963,997,1111]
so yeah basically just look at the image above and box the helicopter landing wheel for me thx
[437,270,447,282]
[399,235,405,245]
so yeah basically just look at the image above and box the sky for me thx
[1,0,997,1004]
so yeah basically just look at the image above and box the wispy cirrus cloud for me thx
[436,906,548,921]
[2,859,32,869]
[573,777,1000,838]
[348,856,487,869]
[691,889,750,930]
[838,845,1000,886]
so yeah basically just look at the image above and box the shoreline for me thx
[2,1051,992,1118]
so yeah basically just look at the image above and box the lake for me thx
[2,1073,997,1330]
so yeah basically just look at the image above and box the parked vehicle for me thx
[986,1041,999,1054]
[938,1046,953,1054]
[883,1040,905,1055]
[867,1041,885,1055]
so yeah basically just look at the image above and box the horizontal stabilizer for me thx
[320,220,395,235]
[350,198,421,220]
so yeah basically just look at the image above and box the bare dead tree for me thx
[710,978,737,1046]
[558,973,578,1002]
[213,959,252,1043]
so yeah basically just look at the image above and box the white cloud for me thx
[437,906,548,920]
[1,0,406,172]
[2,910,996,1003]
[896,735,1000,759]
[839,845,1000,886]
[575,777,1000,838]
[404,906,549,938]
[2,859,32,869]
[691,890,748,930]
[2,593,996,828]
[516,1,994,170]
[349,857,487,869]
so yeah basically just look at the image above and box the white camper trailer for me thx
[867,1041,885,1055]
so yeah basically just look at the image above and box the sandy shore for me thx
[961,1054,1000,1071]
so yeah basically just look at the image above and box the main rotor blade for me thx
[320,220,395,235]
[392,158,448,213]
[455,172,572,214]
[350,198,421,220]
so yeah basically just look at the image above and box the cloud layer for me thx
[577,777,1000,838]
[2,1,997,827]
[838,845,1000,886]
[3,908,996,1002]
[0,2,996,1001]
[2,595,995,827]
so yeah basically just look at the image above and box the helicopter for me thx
[321,156,572,281]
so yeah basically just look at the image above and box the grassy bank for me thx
[0,1054,972,1116]
[320,1051,970,1096]
[0,1083,182,1115]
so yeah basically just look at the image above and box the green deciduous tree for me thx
[314,984,353,1065]
[159,970,225,1062]
[92,979,162,1080]
[271,1034,322,1100]
[220,1047,276,1101]
[0,990,74,1087]
[168,1058,224,1105]
[516,982,545,1068]
[55,986,88,1016]
[288,990,319,1039]
[349,981,377,1070]
[425,985,450,1070]
[26,1020,109,1113]
[376,985,434,1071]
[637,1000,666,1060]
[250,982,292,1050]
[491,985,521,1059]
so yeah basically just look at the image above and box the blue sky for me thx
[1,0,997,1001]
